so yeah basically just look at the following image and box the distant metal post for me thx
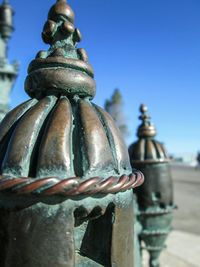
[129,104,174,267]
[0,1,144,266]
[0,0,18,121]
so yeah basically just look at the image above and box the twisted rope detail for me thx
[0,171,144,197]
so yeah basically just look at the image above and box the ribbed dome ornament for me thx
[129,104,169,164]
[0,0,143,207]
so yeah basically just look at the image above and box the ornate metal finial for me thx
[0,2,144,266]
[129,103,174,267]
[0,0,143,204]
[137,104,156,138]
[25,0,95,100]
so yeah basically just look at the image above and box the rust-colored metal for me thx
[0,171,144,197]
[2,96,57,177]
[28,57,94,77]
[0,96,135,181]
[37,97,73,177]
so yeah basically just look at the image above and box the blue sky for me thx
[7,0,200,155]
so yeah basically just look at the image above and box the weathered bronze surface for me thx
[0,1,144,266]
[25,0,95,100]
[129,104,174,267]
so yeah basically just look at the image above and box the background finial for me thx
[140,103,148,114]
[0,0,14,41]
[137,104,157,138]
[139,104,151,124]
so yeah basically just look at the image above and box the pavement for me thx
[161,230,200,267]
[143,164,200,267]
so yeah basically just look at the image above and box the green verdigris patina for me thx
[0,0,18,121]
[0,1,144,266]
[129,104,174,267]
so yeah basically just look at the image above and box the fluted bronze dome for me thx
[129,104,169,165]
[0,96,131,179]
[0,0,143,203]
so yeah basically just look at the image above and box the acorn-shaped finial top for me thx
[25,0,96,100]
[42,0,76,45]
[48,0,74,23]
[137,104,156,138]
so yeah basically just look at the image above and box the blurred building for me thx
[0,0,18,121]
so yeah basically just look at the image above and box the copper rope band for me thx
[0,171,144,197]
